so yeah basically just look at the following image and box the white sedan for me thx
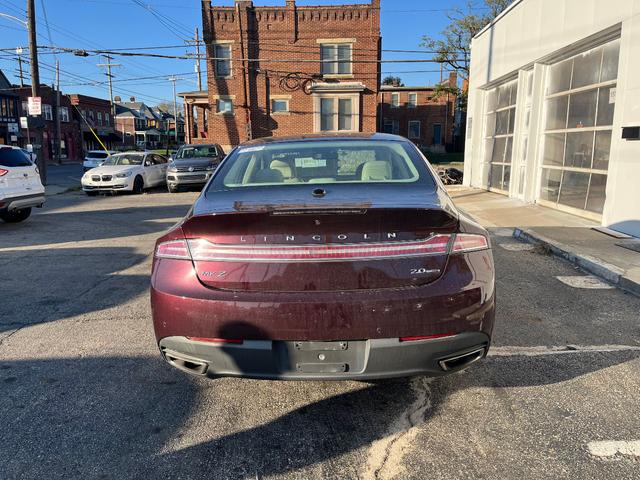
[81,152,168,195]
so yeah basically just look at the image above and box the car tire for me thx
[132,176,144,195]
[0,207,32,223]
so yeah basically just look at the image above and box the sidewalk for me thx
[447,186,640,296]
[43,163,83,196]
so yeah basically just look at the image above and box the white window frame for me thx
[216,98,234,115]
[59,106,70,123]
[213,42,233,78]
[43,104,53,121]
[270,97,290,115]
[319,42,353,77]
[408,120,421,139]
[390,92,400,108]
[97,111,103,125]
[313,94,360,133]
[408,92,417,108]
[105,113,110,126]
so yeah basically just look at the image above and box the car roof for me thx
[239,132,407,147]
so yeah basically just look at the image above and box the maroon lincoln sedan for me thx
[151,134,495,380]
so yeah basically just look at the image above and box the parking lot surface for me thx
[1,190,639,480]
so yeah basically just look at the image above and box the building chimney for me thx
[130,96,136,102]
[114,96,121,103]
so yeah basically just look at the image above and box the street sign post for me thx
[19,117,28,129]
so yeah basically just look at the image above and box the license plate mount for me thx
[294,341,348,351]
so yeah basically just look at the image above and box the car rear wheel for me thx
[0,207,32,223]
[132,176,144,195]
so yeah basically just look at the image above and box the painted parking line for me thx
[588,440,640,459]
[556,275,614,289]
[499,243,534,251]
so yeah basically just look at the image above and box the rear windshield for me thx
[209,140,435,190]
[87,152,110,159]
[176,145,217,159]
[0,148,31,167]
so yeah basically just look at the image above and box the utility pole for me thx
[27,0,46,184]
[97,55,121,120]
[195,27,202,91]
[186,28,203,91]
[168,76,178,144]
[54,60,62,165]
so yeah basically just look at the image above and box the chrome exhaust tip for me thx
[439,347,486,372]
[162,348,209,375]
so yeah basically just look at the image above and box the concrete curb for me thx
[513,227,640,297]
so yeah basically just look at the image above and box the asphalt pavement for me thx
[1,189,639,480]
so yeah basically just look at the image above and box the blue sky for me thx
[0,0,477,106]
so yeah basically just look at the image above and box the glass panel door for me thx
[539,39,620,216]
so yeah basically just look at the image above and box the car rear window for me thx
[0,148,31,167]
[87,152,110,159]
[209,140,435,190]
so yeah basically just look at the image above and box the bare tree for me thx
[421,0,513,82]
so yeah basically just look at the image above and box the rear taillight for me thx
[0,169,8,177]
[155,234,488,262]
[156,240,190,259]
[451,234,489,253]
[186,235,451,262]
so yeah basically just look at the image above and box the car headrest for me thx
[361,161,392,181]
[270,160,292,179]
[253,168,284,184]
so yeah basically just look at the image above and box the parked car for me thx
[83,150,115,172]
[81,151,168,195]
[166,144,225,193]
[151,133,495,381]
[0,146,45,223]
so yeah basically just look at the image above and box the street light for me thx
[0,12,27,28]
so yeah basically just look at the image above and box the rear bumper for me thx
[0,193,45,212]
[159,332,490,380]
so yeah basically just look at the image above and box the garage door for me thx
[538,39,620,217]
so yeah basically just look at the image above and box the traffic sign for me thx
[28,96,42,116]
[20,116,28,129]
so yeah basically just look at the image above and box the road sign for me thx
[7,122,19,133]
[28,96,41,116]
[20,116,28,128]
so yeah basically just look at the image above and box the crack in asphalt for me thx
[364,377,433,480]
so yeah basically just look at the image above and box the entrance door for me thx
[433,124,442,145]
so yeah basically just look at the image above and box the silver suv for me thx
[166,144,225,193]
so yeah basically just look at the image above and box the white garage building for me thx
[464,0,640,237]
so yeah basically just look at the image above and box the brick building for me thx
[15,85,81,162]
[0,70,20,146]
[69,94,120,155]
[188,0,381,150]
[378,73,457,153]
